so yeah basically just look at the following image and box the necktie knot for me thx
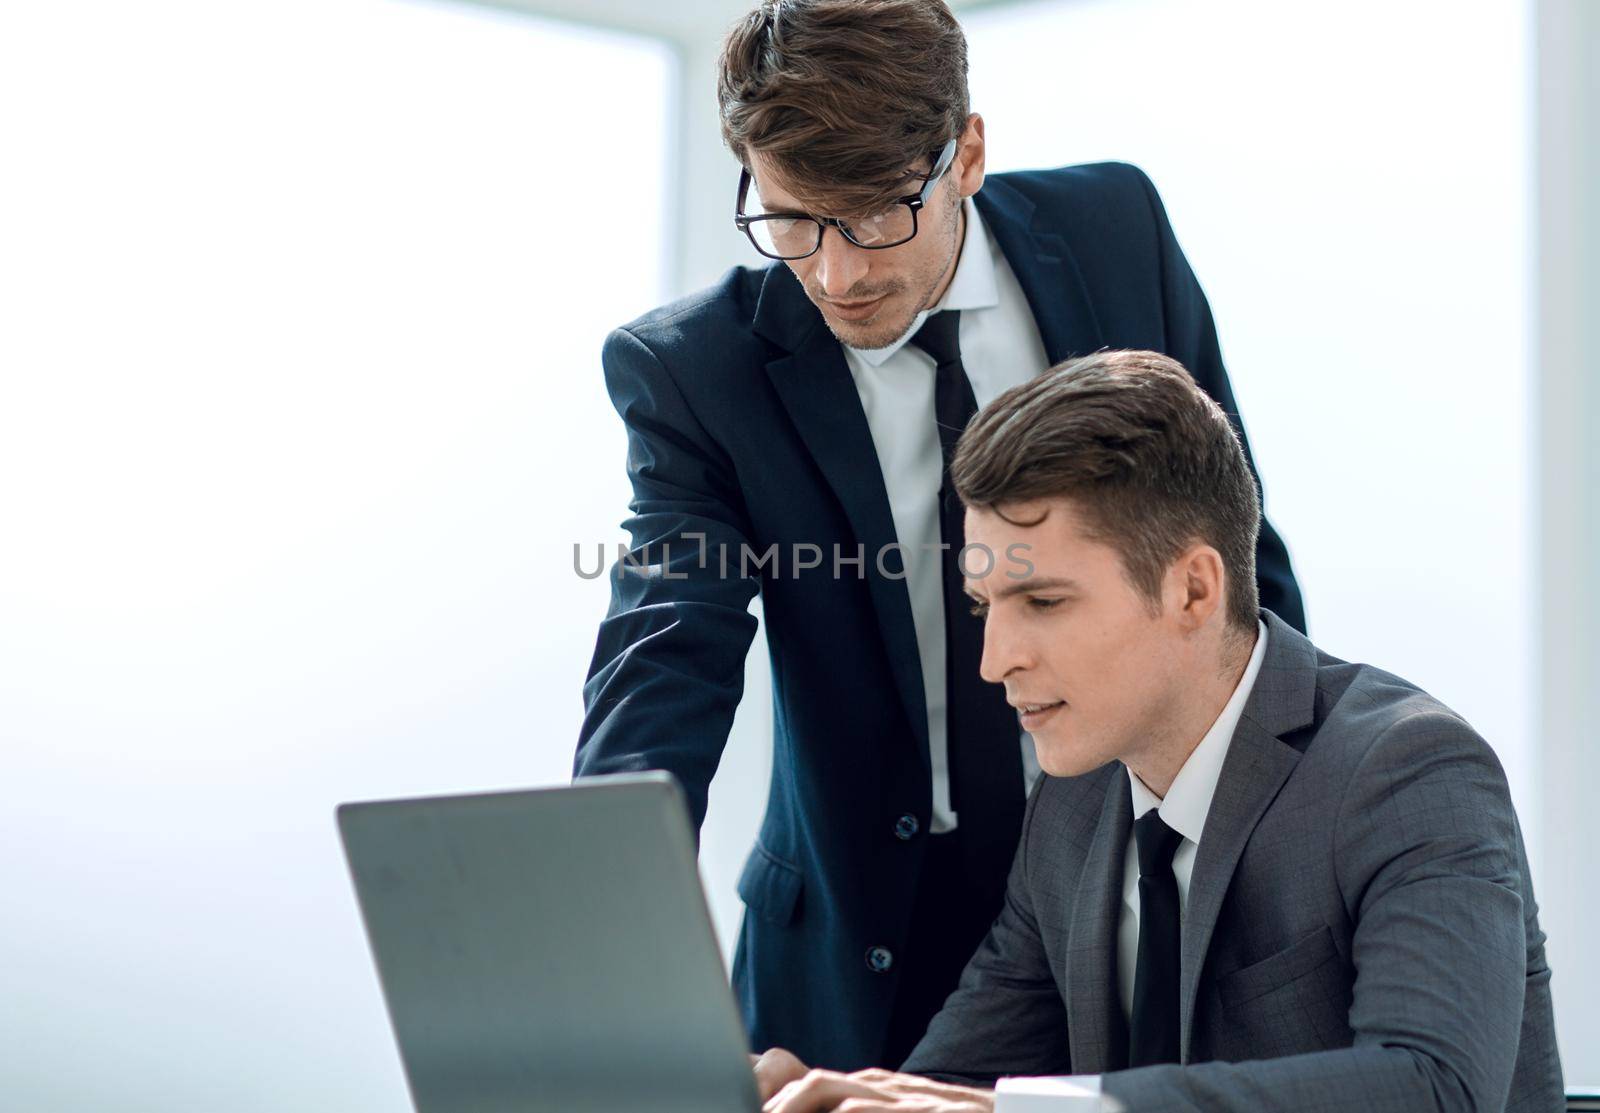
[910,309,962,366]
[1133,810,1183,876]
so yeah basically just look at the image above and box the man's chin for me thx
[818,302,917,351]
[1034,736,1109,780]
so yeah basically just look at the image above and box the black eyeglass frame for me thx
[733,137,960,261]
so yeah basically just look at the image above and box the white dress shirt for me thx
[841,198,1051,833]
[994,622,1269,1111]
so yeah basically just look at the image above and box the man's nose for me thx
[978,610,1021,686]
[813,227,869,298]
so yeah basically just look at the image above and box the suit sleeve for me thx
[900,781,1073,1083]
[574,325,760,832]
[1131,167,1307,634]
[1101,712,1533,1113]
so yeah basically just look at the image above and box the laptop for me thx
[337,772,762,1113]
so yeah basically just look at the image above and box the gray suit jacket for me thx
[903,611,1562,1112]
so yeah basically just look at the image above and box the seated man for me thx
[754,350,1562,1112]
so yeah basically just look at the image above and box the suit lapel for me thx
[1064,774,1131,1073]
[973,177,1106,365]
[1178,613,1319,1060]
[754,266,930,762]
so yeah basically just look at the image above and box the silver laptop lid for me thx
[338,772,760,1113]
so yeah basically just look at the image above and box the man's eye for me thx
[1029,597,1064,611]
[968,602,989,619]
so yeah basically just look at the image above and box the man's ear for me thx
[954,113,986,197]
[1168,543,1226,632]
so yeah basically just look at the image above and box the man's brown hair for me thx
[951,350,1263,631]
[717,0,969,216]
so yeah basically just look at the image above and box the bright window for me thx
[0,2,670,1108]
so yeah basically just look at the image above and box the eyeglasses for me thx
[734,138,959,261]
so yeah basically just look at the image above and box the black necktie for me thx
[909,311,1024,882]
[1129,809,1184,1067]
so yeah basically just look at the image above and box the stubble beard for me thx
[814,283,917,350]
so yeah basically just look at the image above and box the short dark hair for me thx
[951,350,1262,631]
[716,0,969,216]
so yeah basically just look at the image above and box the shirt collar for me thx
[1127,619,1270,845]
[847,197,999,368]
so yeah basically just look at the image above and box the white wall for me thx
[0,2,671,1109]
[965,0,1537,861]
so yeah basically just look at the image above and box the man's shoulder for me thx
[611,264,772,357]
[1301,644,1503,793]
[987,160,1158,229]
[983,162,1170,284]
[991,160,1153,202]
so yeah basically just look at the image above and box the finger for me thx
[763,1070,895,1113]
[851,1069,988,1102]
[753,1048,811,1103]
[884,1079,990,1101]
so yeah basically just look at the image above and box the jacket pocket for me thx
[1218,925,1340,1010]
[737,842,803,926]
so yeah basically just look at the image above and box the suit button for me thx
[866,946,894,973]
[893,814,920,841]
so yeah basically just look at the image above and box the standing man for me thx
[576,0,1304,1072]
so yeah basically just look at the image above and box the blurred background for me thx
[1,0,1595,1107]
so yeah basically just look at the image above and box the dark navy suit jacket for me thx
[576,162,1305,1070]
